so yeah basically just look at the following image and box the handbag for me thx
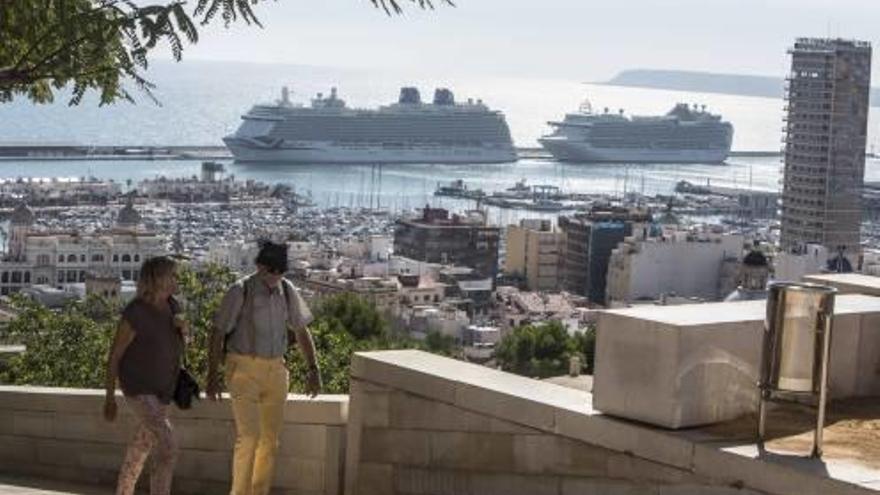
[172,300,200,410]
[173,356,201,410]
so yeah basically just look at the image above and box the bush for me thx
[495,320,594,379]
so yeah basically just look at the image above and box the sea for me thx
[2,60,880,223]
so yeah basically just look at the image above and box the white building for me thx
[773,244,829,282]
[606,230,743,306]
[0,200,166,295]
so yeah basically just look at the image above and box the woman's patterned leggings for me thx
[116,395,179,495]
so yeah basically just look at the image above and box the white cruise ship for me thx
[223,87,516,164]
[539,102,733,164]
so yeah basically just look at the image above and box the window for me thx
[66,271,76,282]
[24,272,30,284]
[11,272,21,284]
[134,254,140,262]
[113,254,119,263]
[67,254,76,263]
[91,254,104,262]
[122,270,131,280]
[0,272,7,284]
[57,272,64,283]
[58,255,64,263]
[37,254,50,265]
[79,271,86,282]
[80,254,86,263]
[122,254,131,263]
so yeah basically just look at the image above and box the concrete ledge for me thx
[347,350,880,495]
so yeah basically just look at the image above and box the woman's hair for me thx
[136,256,177,301]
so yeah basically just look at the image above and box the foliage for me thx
[422,329,457,357]
[312,292,388,340]
[0,294,117,387]
[495,320,595,379]
[288,292,416,393]
[0,0,449,106]
[0,267,453,394]
[571,324,596,374]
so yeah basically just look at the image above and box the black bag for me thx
[173,366,200,410]
[171,296,200,410]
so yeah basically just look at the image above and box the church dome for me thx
[10,203,34,225]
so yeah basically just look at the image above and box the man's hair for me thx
[255,239,288,273]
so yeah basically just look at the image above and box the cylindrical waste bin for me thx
[758,282,836,457]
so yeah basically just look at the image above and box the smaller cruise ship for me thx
[539,101,734,164]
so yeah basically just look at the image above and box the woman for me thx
[104,256,186,495]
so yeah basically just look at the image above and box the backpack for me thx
[224,276,295,353]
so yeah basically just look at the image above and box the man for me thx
[207,240,321,495]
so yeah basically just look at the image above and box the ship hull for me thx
[224,138,516,164]
[539,138,730,164]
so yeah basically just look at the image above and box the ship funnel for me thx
[399,87,421,104]
[281,86,290,105]
[433,88,455,105]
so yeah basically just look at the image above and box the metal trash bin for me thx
[757,282,836,457]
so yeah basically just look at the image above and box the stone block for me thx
[273,457,325,492]
[172,477,232,495]
[35,438,82,467]
[454,383,558,432]
[429,431,515,472]
[656,485,764,495]
[554,405,695,471]
[361,391,391,428]
[76,443,125,471]
[513,434,609,477]
[0,433,37,464]
[561,478,658,495]
[175,449,233,482]
[283,395,349,425]
[54,412,130,444]
[352,353,457,404]
[690,443,867,495]
[355,462,394,495]
[324,426,346,495]
[606,452,695,485]
[278,423,328,460]
[361,428,430,467]
[175,417,235,452]
[467,472,559,495]
[854,312,880,396]
[12,410,54,437]
[395,466,470,495]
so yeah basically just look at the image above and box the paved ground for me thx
[0,477,110,495]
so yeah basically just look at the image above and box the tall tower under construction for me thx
[780,38,872,267]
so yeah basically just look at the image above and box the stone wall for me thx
[0,386,347,495]
[344,350,770,495]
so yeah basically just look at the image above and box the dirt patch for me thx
[698,398,880,468]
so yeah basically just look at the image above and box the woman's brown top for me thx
[118,298,182,404]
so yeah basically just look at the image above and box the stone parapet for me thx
[344,350,880,495]
[0,386,348,495]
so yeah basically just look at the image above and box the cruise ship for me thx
[223,87,516,164]
[539,102,733,164]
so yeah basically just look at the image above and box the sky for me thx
[181,0,880,81]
